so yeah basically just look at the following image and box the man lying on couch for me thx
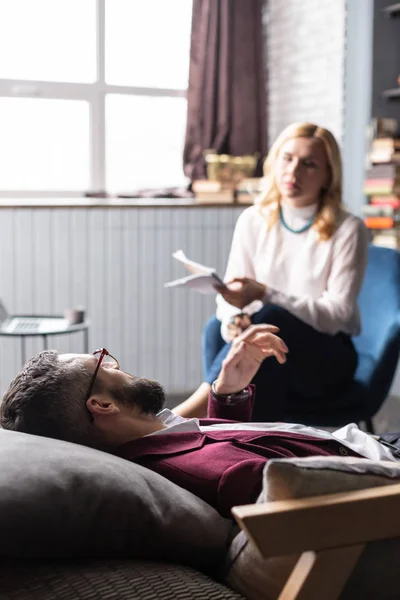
[0,324,395,518]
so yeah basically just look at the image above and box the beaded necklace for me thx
[279,204,316,234]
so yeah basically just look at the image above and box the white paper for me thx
[165,250,226,294]
[171,249,216,276]
[164,273,221,294]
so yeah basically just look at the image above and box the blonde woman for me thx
[174,122,369,420]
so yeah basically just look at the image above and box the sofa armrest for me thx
[231,482,400,558]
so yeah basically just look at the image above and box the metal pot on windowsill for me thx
[203,150,260,184]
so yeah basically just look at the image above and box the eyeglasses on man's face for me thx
[85,348,119,402]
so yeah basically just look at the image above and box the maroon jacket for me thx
[118,387,360,517]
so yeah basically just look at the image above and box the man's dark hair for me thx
[0,351,99,446]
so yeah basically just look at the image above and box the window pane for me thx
[105,0,192,89]
[0,98,90,190]
[106,95,188,190]
[0,0,96,83]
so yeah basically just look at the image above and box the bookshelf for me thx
[372,1,400,120]
[362,3,400,249]
[382,88,400,99]
[382,3,400,17]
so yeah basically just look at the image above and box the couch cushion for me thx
[0,559,246,600]
[0,429,232,569]
[263,455,400,501]
[225,456,400,600]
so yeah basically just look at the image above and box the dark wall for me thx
[371,0,400,120]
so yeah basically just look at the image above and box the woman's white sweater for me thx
[216,201,369,342]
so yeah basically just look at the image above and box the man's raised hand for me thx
[214,324,288,396]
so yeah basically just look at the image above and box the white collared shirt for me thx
[151,409,396,462]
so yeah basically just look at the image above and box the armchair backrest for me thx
[353,245,400,361]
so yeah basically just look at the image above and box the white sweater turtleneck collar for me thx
[280,199,319,230]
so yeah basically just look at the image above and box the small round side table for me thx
[0,318,90,365]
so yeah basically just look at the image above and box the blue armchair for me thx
[287,245,400,433]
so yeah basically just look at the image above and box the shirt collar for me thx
[147,408,200,436]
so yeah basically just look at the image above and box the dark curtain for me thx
[183,0,268,181]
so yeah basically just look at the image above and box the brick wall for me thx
[265,0,346,144]
[265,0,400,401]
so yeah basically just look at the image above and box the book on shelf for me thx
[370,196,400,209]
[364,177,399,186]
[369,150,400,164]
[363,179,400,195]
[164,250,226,294]
[192,177,263,205]
[371,138,400,151]
[371,230,400,250]
[366,164,400,179]
[368,117,398,139]
[192,179,233,193]
[362,204,399,217]
[194,189,235,204]
[364,216,400,229]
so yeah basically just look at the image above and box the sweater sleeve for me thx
[207,385,255,421]
[216,209,264,341]
[266,216,369,335]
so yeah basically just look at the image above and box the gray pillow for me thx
[0,429,232,569]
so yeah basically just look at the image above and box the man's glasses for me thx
[85,348,119,401]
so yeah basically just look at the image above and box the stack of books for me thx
[363,120,400,249]
[192,180,235,204]
[368,138,400,165]
[362,203,400,249]
[192,178,263,204]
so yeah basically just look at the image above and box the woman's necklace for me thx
[279,204,316,234]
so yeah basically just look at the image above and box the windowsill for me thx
[0,197,251,209]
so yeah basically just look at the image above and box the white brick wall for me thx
[266,0,346,144]
[265,0,400,400]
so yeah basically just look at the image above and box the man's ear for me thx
[86,396,120,419]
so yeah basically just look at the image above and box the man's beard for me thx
[111,377,166,415]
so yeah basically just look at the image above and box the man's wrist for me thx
[212,378,238,396]
[211,380,251,405]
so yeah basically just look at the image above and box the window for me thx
[0,0,192,197]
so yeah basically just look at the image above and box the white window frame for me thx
[0,0,188,198]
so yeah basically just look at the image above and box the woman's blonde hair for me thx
[258,122,343,241]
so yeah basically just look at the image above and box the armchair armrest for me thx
[232,482,400,558]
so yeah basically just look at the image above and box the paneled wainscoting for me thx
[0,203,244,397]
[0,201,398,422]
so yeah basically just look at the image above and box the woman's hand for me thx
[214,324,289,395]
[216,278,266,309]
[225,313,252,342]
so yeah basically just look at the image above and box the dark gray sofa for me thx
[0,429,244,600]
